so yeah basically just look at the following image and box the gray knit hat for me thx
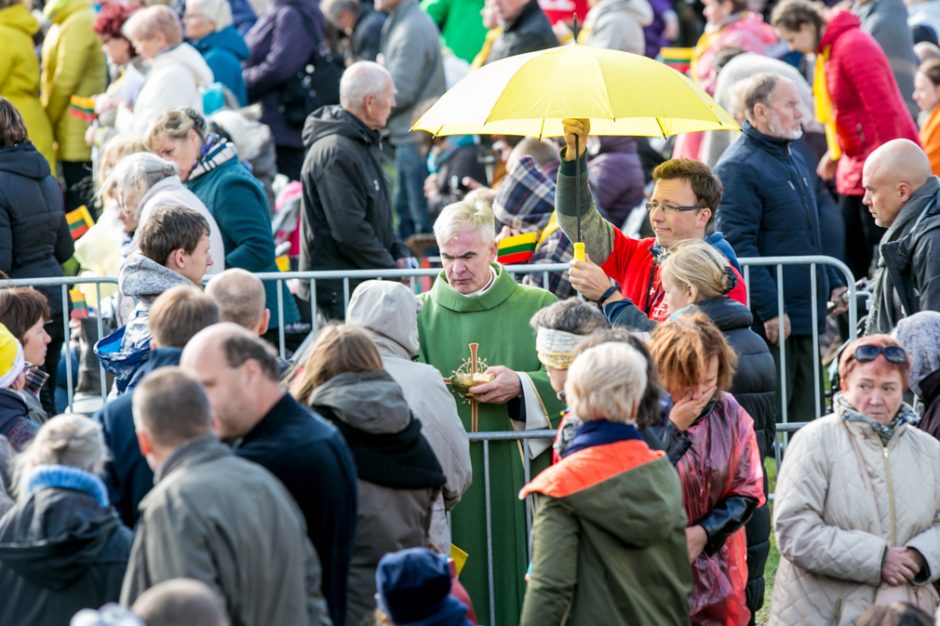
[894,311,940,397]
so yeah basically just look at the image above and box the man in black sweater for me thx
[181,323,358,626]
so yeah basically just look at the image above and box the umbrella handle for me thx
[575,133,583,258]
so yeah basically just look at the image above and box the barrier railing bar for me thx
[277,278,286,359]
[62,284,74,410]
[483,439,495,626]
[810,263,821,420]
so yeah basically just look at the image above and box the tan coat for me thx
[769,415,940,625]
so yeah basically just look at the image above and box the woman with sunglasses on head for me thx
[770,335,940,625]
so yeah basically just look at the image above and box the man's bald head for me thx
[132,578,229,626]
[205,269,269,335]
[863,140,932,227]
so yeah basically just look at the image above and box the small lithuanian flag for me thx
[69,289,89,320]
[497,231,538,265]
[66,205,94,240]
[659,47,694,74]
[68,95,96,123]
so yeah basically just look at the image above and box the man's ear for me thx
[487,240,498,263]
[697,207,713,229]
[898,182,912,201]
[165,248,185,271]
[136,429,153,457]
[256,308,271,337]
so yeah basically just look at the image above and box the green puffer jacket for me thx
[519,431,692,626]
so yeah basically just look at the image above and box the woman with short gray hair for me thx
[183,0,249,106]
[108,152,225,273]
[519,343,692,625]
[0,414,133,626]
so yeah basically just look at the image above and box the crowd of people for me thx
[1,0,940,622]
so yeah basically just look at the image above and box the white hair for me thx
[123,5,183,46]
[339,61,392,111]
[187,0,233,30]
[565,343,647,422]
[433,198,497,245]
[106,152,179,216]
[15,414,107,500]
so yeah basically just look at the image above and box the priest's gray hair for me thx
[340,62,392,111]
[565,343,647,423]
[434,198,497,245]
[530,298,608,334]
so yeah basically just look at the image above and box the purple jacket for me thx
[643,0,671,58]
[588,136,645,227]
[243,0,326,148]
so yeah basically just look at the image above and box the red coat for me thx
[821,9,920,196]
[600,231,748,322]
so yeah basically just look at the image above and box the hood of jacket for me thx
[0,142,52,180]
[346,281,421,359]
[150,42,214,89]
[522,436,682,548]
[302,104,380,150]
[309,370,412,435]
[43,0,90,24]
[0,3,40,35]
[820,9,862,51]
[119,255,196,303]
[194,25,249,60]
[0,488,123,589]
[695,295,753,332]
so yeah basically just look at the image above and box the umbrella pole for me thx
[574,134,584,262]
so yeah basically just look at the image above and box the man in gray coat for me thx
[121,368,331,626]
[863,139,940,334]
[346,280,472,550]
[376,0,445,239]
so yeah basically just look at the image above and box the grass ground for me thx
[756,458,780,625]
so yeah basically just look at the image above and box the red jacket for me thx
[821,10,920,196]
[601,230,748,322]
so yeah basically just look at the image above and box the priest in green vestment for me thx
[418,199,564,626]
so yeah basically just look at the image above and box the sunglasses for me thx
[854,344,907,365]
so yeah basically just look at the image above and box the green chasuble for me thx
[418,264,564,626]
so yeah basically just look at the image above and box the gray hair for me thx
[205,269,267,332]
[565,343,648,423]
[132,579,229,626]
[530,298,608,335]
[15,415,107,499]
[340,61,392,111]
[108,152,179,216]
[433,197,497,245]
[741,73,779,122]
[894,311,940,397]
[186,0,233,30]
[123,4,183,47]
[322,0,359,22]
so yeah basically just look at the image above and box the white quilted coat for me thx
[769,414,940,625]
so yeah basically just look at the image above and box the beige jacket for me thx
[769,414,940,625]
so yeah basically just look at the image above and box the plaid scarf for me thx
[189,134,240,181]
[835,392,919,446]
[23,364,48,396]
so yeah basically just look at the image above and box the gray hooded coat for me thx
[346,280,472,550]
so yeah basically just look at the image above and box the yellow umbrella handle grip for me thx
[573,242,585,262]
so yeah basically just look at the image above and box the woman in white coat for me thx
[770,335,940,625]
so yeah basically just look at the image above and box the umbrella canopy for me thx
[412,43,738,138]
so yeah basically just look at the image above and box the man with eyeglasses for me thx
[558,119,747,324]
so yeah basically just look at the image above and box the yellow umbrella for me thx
[411,43,738,138]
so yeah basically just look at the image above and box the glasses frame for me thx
[645,201,705,214]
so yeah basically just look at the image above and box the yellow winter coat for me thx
[0,3,56,174]
[40,0,105,163]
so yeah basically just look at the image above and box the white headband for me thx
[536,327,582,369]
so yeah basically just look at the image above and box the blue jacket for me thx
[186,155,300,327]
[193,26,249,106]
[715,123,843,335]
[96,347,182,528]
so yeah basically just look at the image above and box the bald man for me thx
[180,324,358,626]
[206,269,270,335]
[862,139,940,334]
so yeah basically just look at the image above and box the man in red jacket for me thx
[559,118,747,324]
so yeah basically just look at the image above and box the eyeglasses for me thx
[645,201,704,214]
[854,344,907,365]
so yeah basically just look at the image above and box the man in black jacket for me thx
[485,0,557,64]
[96,286,220,528]
[299,61,409,320]
[181,323,358,626]
[863,139,940,334]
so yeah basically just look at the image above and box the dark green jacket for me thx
[520,438,692,625]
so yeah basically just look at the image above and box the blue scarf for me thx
[26,464,110,508]
[561,420,644,458]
